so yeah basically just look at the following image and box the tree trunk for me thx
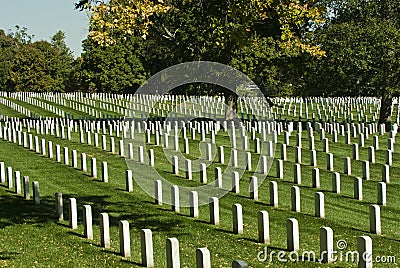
[224,91,238,121]
[379,92,393,131]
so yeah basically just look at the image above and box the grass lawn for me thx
[0,96,399,267]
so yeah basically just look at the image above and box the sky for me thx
[0,0,89,58]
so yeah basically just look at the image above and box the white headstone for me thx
[344,157,351,175]
[332,172,340,194]
[166,238,180,268]
[69,197,77,229]
[83,205,93,240]
[14,171,21,194]
[250,176,258,200]
[270,181,278,207]
[352,144,359,160]
[310,150,317,167]
[326,153,334,171]
[286,218,299,251]
[362,161,370,180]
[209,197,219,225]
[185,159,192,180]
[232,204,243,234]
[354,177,363,200]
[377,182,386,206]
[295,147,302,163]
[155,180,162,205]
[141,229,154,267]
[370,205,381,235]
[33,181,40,205]
[357,236,373,268]
[190,191,199,218]
[382,164,390,183]
[320,227,334,263]
[196,248,211,268]
[315,192,325,218]
[312,168,320,188]
[294,164,301,184]
[23,176,30,200]
[55,192,63,221]
[276,159,283,179]
[291,186,301,212]
[91,158,97,178]
[258,210,270,244]
[171,185,180,212]
[102,162,108,182]
[100,212,110,248]
[232,171,240,193]
[119,220,131,257]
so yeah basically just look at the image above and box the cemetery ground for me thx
[0,94,399,267]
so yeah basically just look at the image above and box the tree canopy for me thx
[298,0,400,127]
[0,28,76,92]
[77,0,327,97]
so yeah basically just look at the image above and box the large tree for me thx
[78,0,326,97]
[0,28,76,92]
[80,35,148,93]
[300,0,400,128]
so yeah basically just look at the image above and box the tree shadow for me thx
[121,258,142,266]
[242,237,259,243]
[0,193,56,229]
[0,251,21,260]
[67,230,85,238]
[0,189,185,236]
[215,228,234,235]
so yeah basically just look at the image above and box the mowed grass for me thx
[0,101,399,267]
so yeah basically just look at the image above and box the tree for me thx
[77,0,327,111]
[49,31,75,91]
[300,0,400,128]
[0,30,17,91]
[83,0,325,56]
[0,27,77,92]
[81,35,147,93]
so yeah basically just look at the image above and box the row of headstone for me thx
[0,162,39,204]
[58,193,249,268]
[0,125,111,183]
[5,94,400,136]
[151,178,384,241]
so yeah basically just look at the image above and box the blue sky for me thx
[0,0,89,58]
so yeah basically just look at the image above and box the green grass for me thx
[0,98,399,267]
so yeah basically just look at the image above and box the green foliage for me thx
[79,0,326,97]
[0,30,18,91]
[81,36,148,93]
[0,27,77,92]
[299,0,400,97]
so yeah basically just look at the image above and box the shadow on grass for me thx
[341,195,374,205]
[96,246,142,266]
[242,237,259,243]
[268,245,290,252]
[56,222,69,228]
[0,192,55,229]
[121,258,142,266]
[0,251,22,260]
[194,218,210,224]
[215,228,233,235]
[67,230,85,238]
[0,189,185,234]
